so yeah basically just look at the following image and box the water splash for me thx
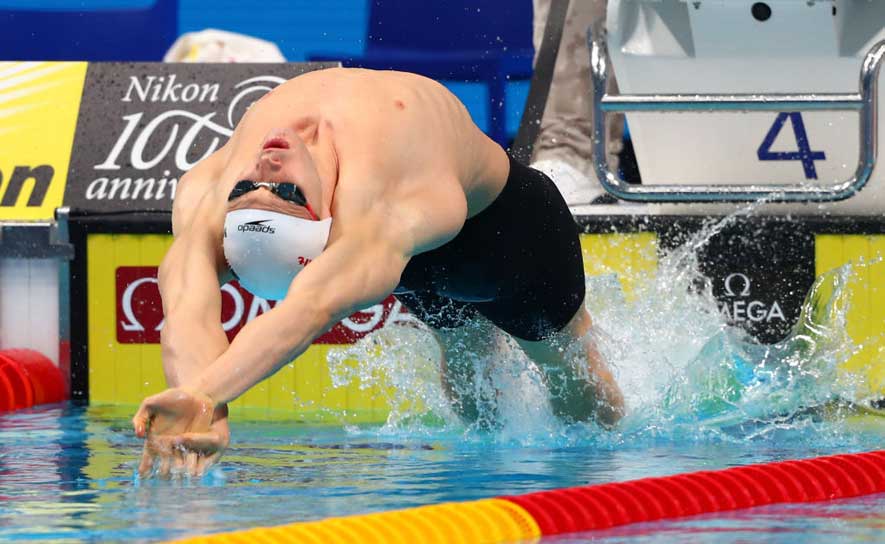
[326,215,878,447]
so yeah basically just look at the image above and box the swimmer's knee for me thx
[560,305,593,341]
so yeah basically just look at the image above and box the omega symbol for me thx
[723,273,751,297]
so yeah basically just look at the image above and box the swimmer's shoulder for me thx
[172,147,230,236]
[179,145,229,196]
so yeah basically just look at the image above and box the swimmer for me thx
[132,68,624,477]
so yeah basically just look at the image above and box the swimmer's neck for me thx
[290,116,339,218]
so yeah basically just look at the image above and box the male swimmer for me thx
[132,68,624,477]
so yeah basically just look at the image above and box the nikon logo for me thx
[122,75,220,104]
[0,165,53,207]
[238,220,275,234]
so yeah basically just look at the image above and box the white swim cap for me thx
[223,209,332,300]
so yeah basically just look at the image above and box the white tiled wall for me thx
[0,258,60,364]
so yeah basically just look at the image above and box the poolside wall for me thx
[70,219,885,421]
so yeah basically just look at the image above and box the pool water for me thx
[4,217,885,543]
[0,404,884,543]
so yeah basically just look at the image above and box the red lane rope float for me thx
[503,450,885,536]
[0,370,14,411]
[0,352,34,411]
[5,349,67,405]
[174,450,885,544]
[0,349,67,413]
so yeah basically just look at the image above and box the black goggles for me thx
[227,180,308,207]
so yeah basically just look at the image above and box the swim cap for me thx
[223,209,332,300]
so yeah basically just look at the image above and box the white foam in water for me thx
[326,213,871,446]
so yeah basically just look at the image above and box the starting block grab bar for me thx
[589,33,885,203]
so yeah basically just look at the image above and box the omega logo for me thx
[723,273,752,297]
[719,272,785,323]
[115,266,415,344]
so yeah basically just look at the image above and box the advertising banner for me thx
[64,63,332,213]
[114,265,413,345]
[0,62,86,220]
[657,220,816,344]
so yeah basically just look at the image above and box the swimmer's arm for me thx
[190,229,408,405]
[189,163,467,405]
[159,174,231,388]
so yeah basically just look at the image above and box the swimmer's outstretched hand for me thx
[133,388,227,478]
[170,404,230,477]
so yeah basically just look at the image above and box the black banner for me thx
[64,62,335,214]
[577,216,819,344]
[656,218,817,344]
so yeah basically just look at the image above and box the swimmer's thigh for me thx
[510,306,596,419]
[396,291,504,422]
[513,307,623,425]
[435,317,508,424]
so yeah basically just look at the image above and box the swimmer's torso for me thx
[203,68,509,221]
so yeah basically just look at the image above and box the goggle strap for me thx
[305,203,319,220]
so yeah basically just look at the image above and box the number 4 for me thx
[757,112,826,179]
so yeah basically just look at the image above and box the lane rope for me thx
[173,449,885,543]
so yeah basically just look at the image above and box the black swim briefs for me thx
[394,154,585,341]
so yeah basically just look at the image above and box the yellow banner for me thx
[815,234,885,399]
[0,62,86,220]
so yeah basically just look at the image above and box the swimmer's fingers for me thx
[137,432,172,479]
[143,435,178,479]
[185,451,199,477]
[132,400,155,438]
[174,431,227,477]
[172,446,187,474]
[138,443,155,478]
[173,430,226,455]
[195,450,224,477]
[131,391,172,436]
[158,453,173,479]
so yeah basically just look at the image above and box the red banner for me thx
[115,266,412,344]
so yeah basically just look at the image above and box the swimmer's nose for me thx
[258,152,283,173]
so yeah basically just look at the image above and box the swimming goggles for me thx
[228,180,308,207]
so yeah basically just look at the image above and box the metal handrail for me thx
[589,32,885,203]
